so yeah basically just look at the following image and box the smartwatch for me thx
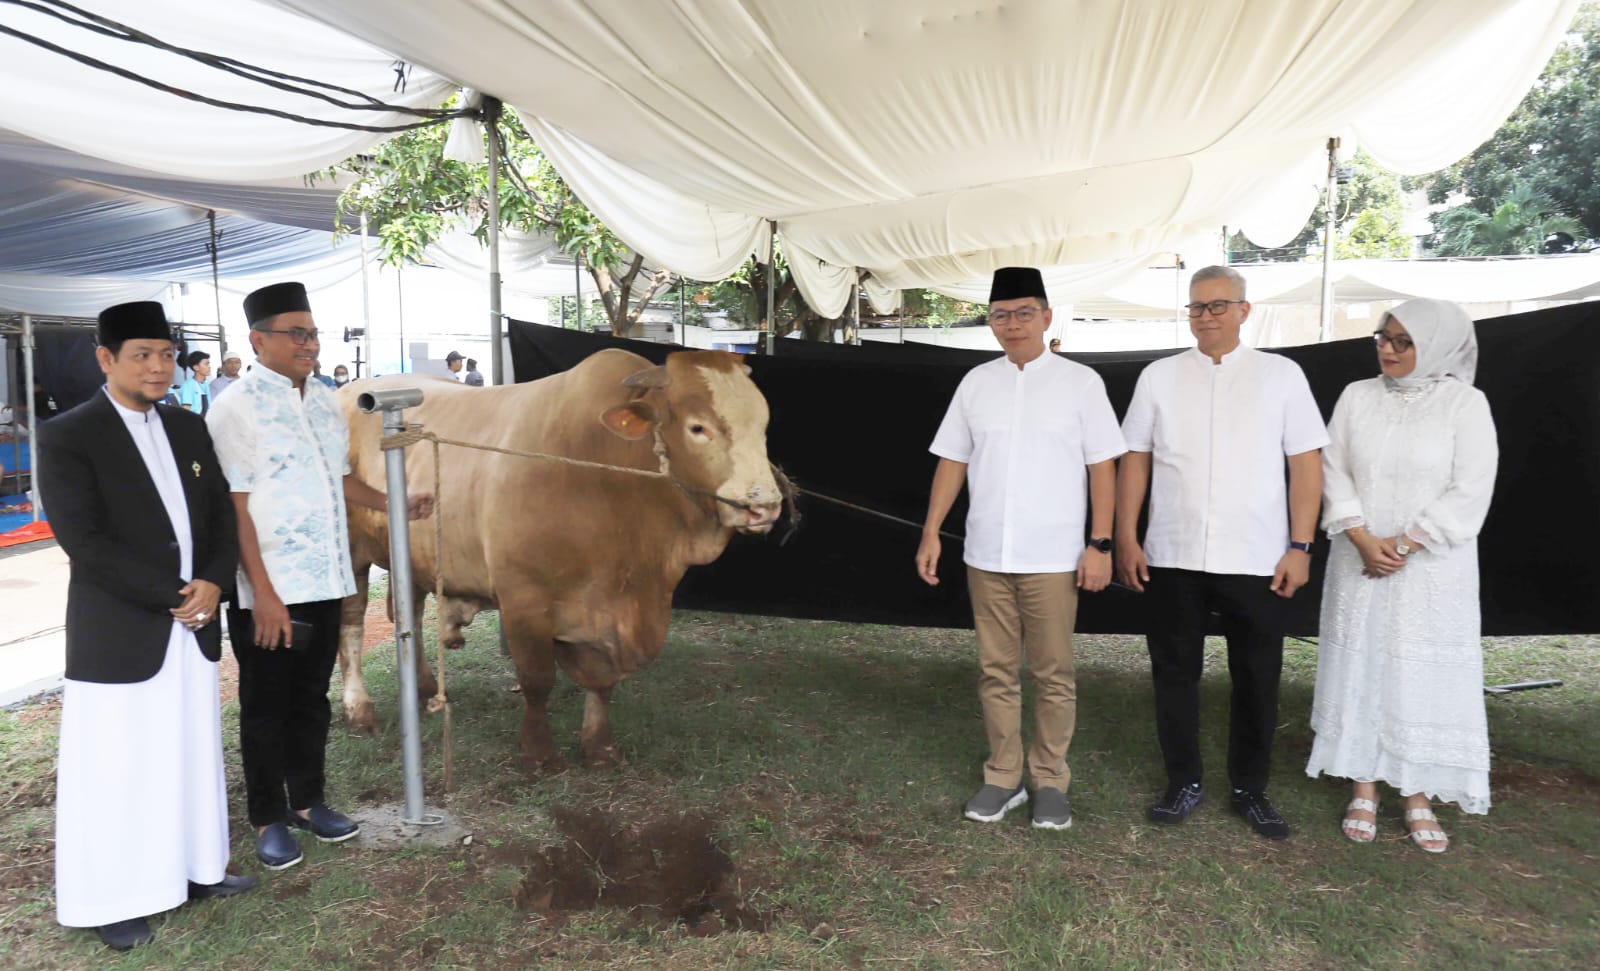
[1288,540,1313,554]
[1088,537,1113,554]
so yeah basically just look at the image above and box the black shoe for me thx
[96,916,152,951]
[1231,788,1290,840]
[287,803,361,843]
[256,821,304,870]
[1148,782,1205,825]
[188,873,259,900]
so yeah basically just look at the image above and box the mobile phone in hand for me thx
[282,618,317,652]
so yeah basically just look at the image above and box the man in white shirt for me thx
[918,267,1126,830]
[208,350,242,399]
[1115,265,1327,840]
[208,282,432,871]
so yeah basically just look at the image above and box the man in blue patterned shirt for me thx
[208,282,433,871]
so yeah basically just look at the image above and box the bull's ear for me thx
[600,401,657,440]
[621,365,669,390]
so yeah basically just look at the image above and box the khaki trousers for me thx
[968,567,1080,791]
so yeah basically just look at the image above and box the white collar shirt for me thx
[205,366,355,608]
[1121,344,1329,576]
[106,391,192,579]
[930,351,1126,573]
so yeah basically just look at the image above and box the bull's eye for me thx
[689,423,707,436]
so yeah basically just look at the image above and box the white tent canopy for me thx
[273,0,1578,314]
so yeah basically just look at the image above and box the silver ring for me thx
[196,612,207,621]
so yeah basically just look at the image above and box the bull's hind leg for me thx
[339,571,377,733]
[409,582,440,702]
[503,608,564,773]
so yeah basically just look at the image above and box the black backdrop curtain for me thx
[510,302,1600,635]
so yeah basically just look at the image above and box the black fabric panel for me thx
[508,302,1600,635]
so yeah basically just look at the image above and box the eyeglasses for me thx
[1185,299,1246,318]
[1373,331,1414,352]
[988,306,1043,326]
[257,327,320,345]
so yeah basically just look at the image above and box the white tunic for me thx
[930,351,1126,573]
[55,394,229,927]
[1121,345,1328,576]
[1306,377,1498,813]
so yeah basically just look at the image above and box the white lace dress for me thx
[1305,377,1499,813]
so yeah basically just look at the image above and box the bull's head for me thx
[600,351,782,534]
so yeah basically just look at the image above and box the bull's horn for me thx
[622,365,670,390]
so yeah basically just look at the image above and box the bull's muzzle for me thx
[735,501,783,534]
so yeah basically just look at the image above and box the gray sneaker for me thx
[964,784,1028,823]
[1031,786,1072,829]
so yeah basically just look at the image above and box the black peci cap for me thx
[97,301,173,346]
[243,281,311,325]
[988,266,1048,303]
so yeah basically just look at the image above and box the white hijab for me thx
[1383,298,1478,388]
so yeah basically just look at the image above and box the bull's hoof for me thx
[581,744,623,769]
[415,674,439,701]
[519,750,568,774]
[343,701,378,735]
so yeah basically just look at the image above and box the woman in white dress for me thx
[1306,298,1498,853]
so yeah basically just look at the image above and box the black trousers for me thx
[228,598,343,827]
[1144,568,1287,793]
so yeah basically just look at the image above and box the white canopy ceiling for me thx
[272,0,1579,314]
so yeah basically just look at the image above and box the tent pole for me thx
[575,253,582,331]
[678,278,685,345]
[397,265,405,372]
[764,220,777,355]
[484,97,505,384]
[207,211,223,355]
[21,313,38,521]
[851,281,859,346]
[1319,136,1340,343]
[1174,260,1183,346]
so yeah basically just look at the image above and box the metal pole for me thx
[678,279,685,346]
[207,212,225,357]
[1319,136,1340,343]
[1174,260,1183,346]
[485,97,504,385]
[764,220,777,355]
[359,387,428,823]
[396,266,406,372]
[574,254,583,331]
[851,282,859,346]
[359,209,373,378]
[21,314,38,521]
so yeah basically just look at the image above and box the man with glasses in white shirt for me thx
[208,282,432,871]
[918,266,1125,830]
[1115,265,1326,840]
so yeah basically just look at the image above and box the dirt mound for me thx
[514,807,770,934]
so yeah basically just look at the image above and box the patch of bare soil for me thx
[514,807,773,935]
[1494,760,1600,803]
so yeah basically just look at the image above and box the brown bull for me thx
[337,348,781,768]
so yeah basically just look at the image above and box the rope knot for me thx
[380,427,431,451]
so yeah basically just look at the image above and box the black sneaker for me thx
[286,804,361,843]
[963,784,1028,823]
[1231,788,1290,840]
[1148,782,1204,825]
[1030,787,1073,830]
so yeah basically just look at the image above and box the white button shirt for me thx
[1122,345,1328,577]
[931,352,1126,573]
[206,366,356,608]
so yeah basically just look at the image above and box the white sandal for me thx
[1341,798,1378,843]
[1405,807,1449,853]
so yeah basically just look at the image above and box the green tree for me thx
[1228,149,1413,262]
[1415,3,1600,243]
[901,290,985,327]
[1431,183,1583,256]
[322,102,672,337]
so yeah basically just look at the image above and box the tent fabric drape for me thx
[278,0,1578,307]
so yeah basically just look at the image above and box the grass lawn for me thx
[2,593,1596,970]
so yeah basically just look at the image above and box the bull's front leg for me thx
[339,573,376,733]
[409,582,440,703]
[579,686,620,768]
[505,611,564,773]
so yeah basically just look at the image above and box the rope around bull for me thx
[375,425,802,790]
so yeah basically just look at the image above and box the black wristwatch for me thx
[1088,537,1113,554]
[1288,540,1313,554]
